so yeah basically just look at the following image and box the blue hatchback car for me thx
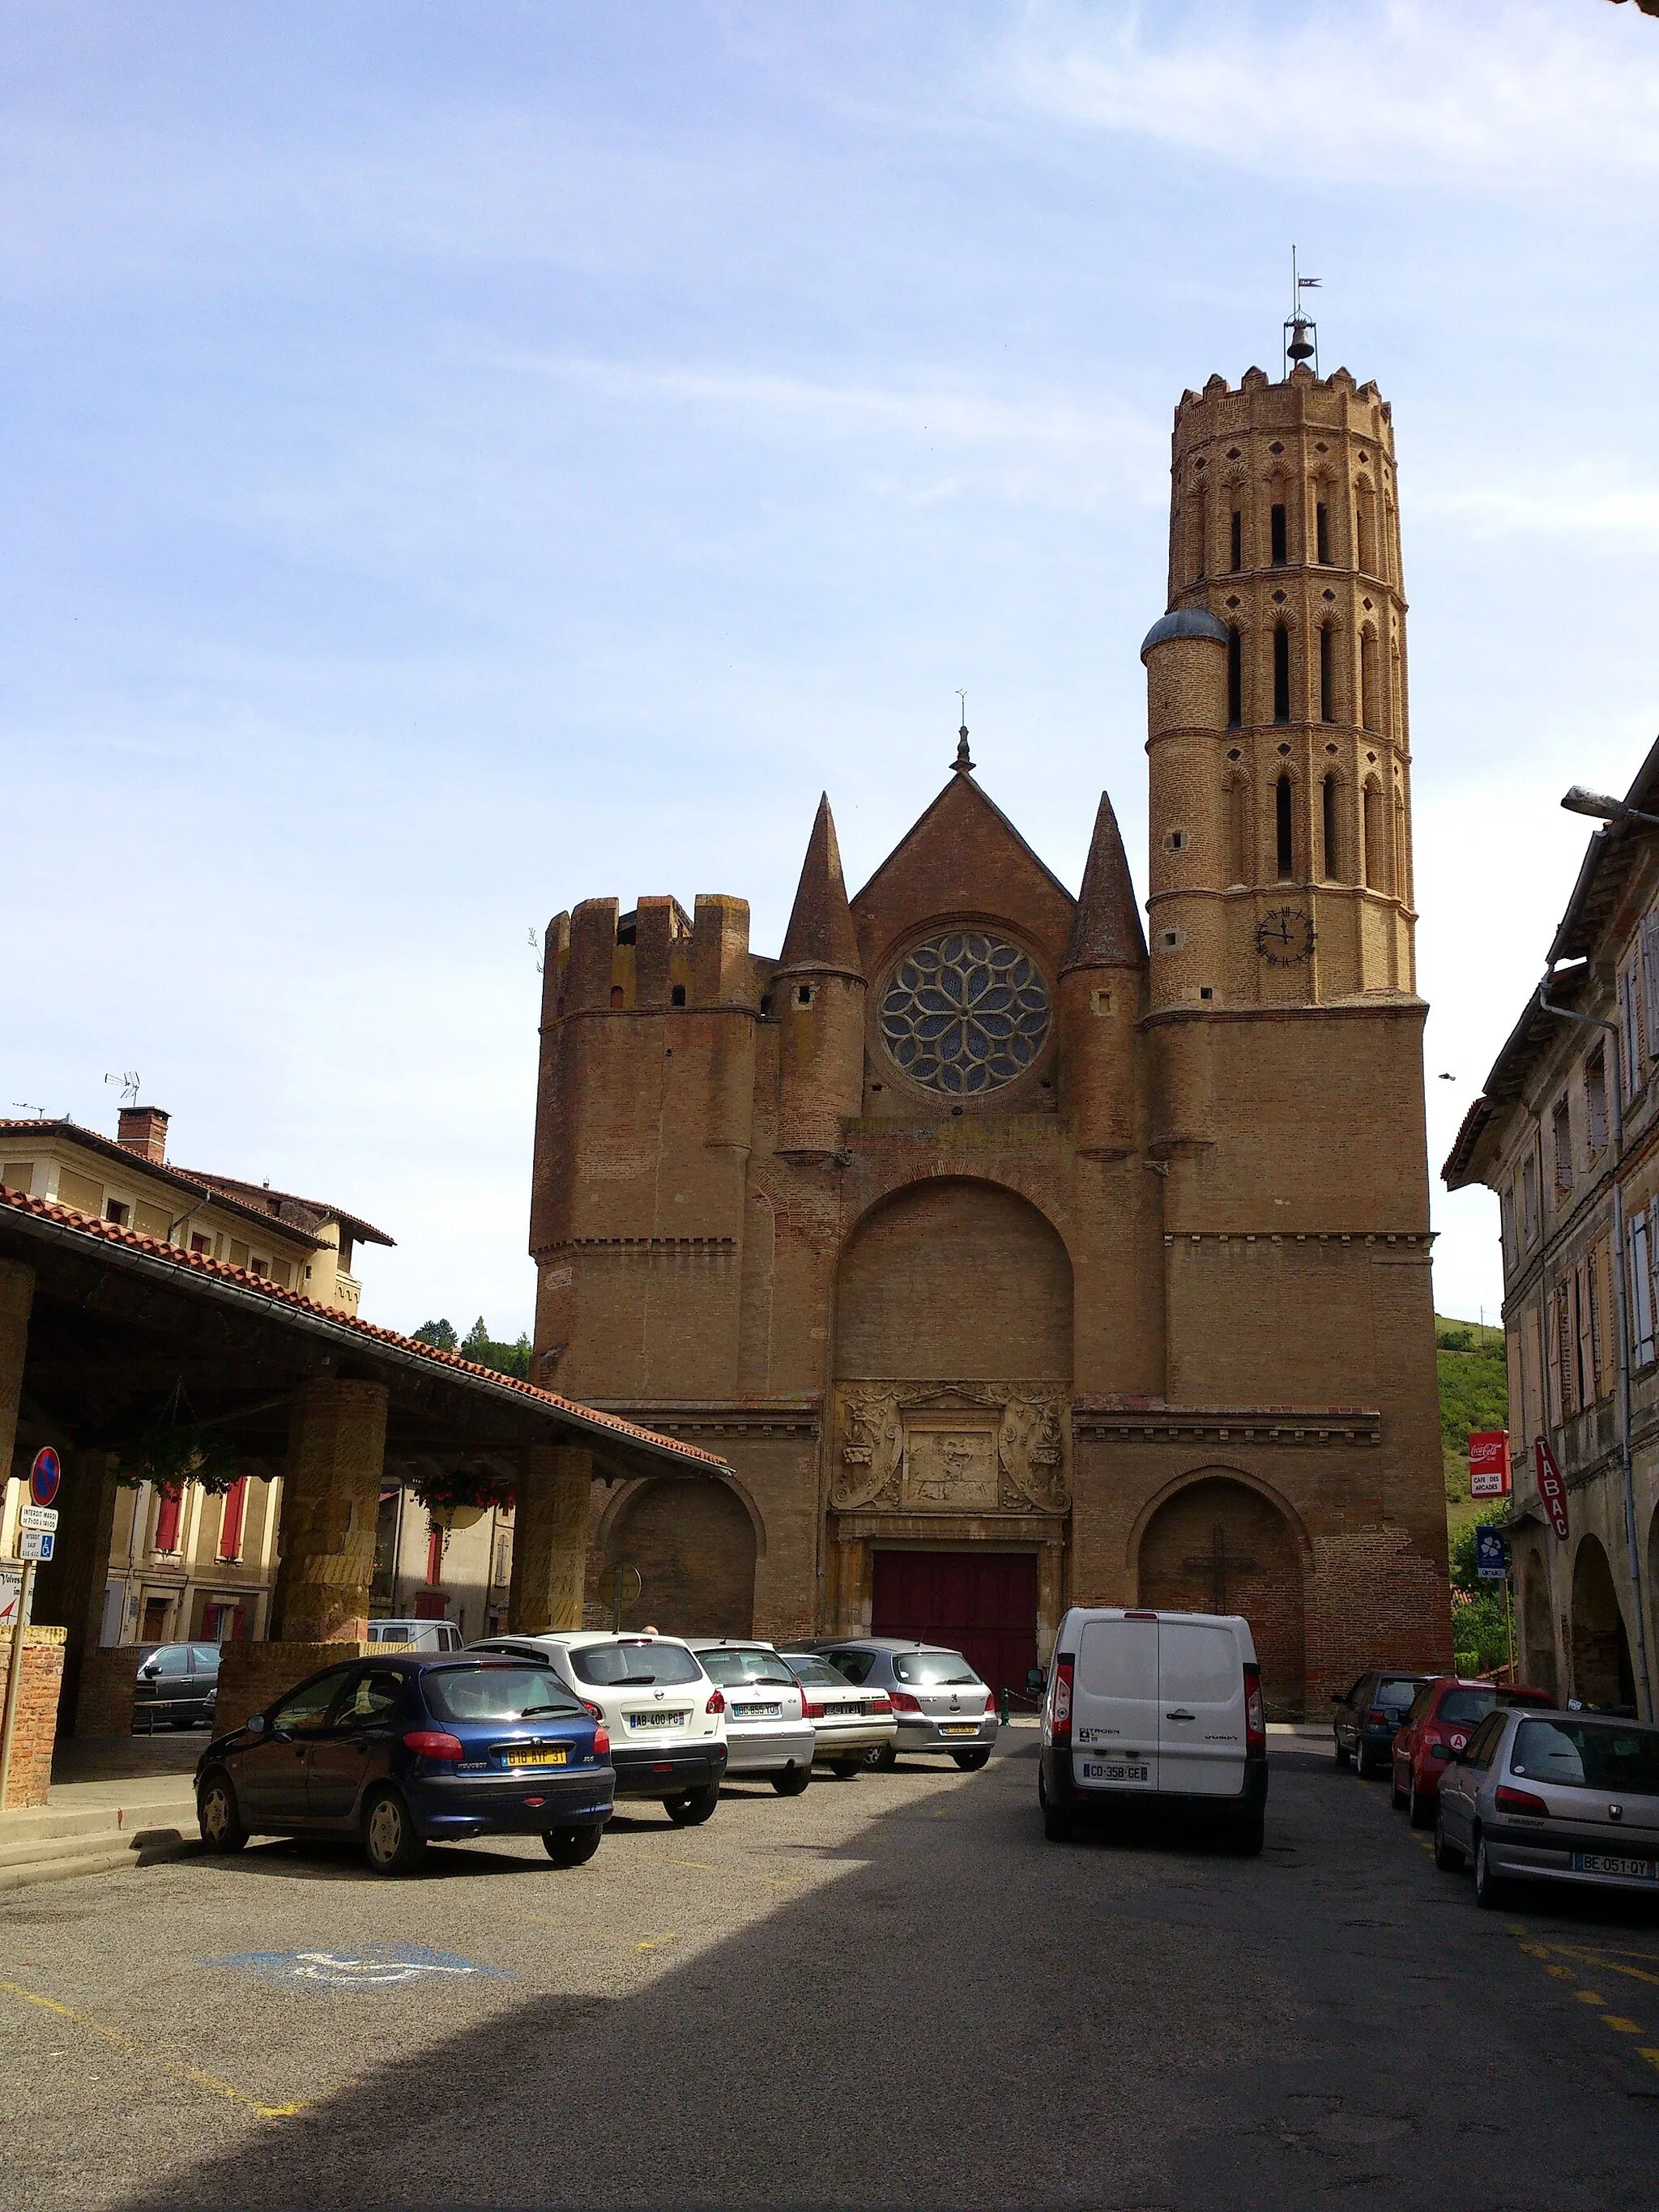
[194,1653,614,1875]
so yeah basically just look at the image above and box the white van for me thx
[1038,1608,1268,1853]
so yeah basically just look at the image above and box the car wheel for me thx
[827,1756,865,1779]
[871,1744,898,1772]
[361,1787,426,1876]
[951,1749,992,1771]
[196,1771,247,1854]
[1230,1804,1265,1856]
[1473,1833,1512,1912]
[542,1825,602,1866]
[1354,1740,1373,1779]
[1038,1767,1071,1843]
[1333,1737,1350,1769]
[1433,1811,1464,1873]
[771,1765,811,1796]
[1390,1762,1408,1811]
[1408,1777,1433,1831]
[663,1784,720,1826]
[169,1715,195,1731]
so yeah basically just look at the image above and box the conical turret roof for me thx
[777,793,864,978]
[1061,793,1146,973]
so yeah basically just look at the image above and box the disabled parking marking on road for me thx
[206,1943,510,1988]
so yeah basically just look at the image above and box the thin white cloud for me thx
[1419,478,1659,541]
[1003,0,1659,190]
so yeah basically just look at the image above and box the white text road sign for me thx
[18,1506,58,1534]
[18,1531,54,1563]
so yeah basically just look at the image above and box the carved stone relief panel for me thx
[830,1383,1070,1515]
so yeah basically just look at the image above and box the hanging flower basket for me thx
[115,1421,242,1496]
[408,1464,516,1522]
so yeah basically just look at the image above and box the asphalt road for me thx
[5,1728,1659,2210]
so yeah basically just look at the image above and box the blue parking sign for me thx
[1475,1526,1509,1582]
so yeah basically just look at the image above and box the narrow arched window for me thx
[1270,504,1288,565]
[1226,626,1243,727]
[1357,484,1379,577]
[1230,776,1252,886]
[1393,794,1407,901]
[1363,782,1386,891]
[1319,627,1335,722]
[1360,631,1379,731]
[1230,510,1243,572]
[609,984,625,1009]
[1316,502,1331,565]
[1273,624,1291,722]
[1276,774,1294,880]
[1188,497,1205,582]
[1321,774,1339,880]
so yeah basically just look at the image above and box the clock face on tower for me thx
[1255,906,1316,966]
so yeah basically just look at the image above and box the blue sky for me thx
[4,2,1657,1338]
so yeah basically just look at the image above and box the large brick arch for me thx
[600,1477,757,1640]
[833,1176,1073,1381]
[1135,1470,1308,1720]
[1571,1534,1635,1710]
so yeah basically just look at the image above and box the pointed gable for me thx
[778,793,864,978]
[850,773,1077,978]
[1061,792,1147,972]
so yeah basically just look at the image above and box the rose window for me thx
[878,932,1051,1096]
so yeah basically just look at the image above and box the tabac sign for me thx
[1534,1437,1571,1541]
[1469,1430,1511,1499]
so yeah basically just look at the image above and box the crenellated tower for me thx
[1145,360,1414,1018]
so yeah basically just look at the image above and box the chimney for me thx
[117,1106,169,1166]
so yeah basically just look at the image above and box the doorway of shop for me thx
[871,1550,1038,1701]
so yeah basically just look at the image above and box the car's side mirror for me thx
[245,1713,267,1736]
[140,1663,160,1678]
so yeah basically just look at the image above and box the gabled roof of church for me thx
[850,761,1078,974]
[777,792,864,978]
[1061,792,1147,973]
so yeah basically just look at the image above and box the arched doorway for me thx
[1520,1552,1558,1699]
[603,1479,756,1639]
[1137,1475,1307,1719]
[1571,1536,1636,1711]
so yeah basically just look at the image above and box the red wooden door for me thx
[870,1551,1038,1698]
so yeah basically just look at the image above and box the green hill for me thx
[1435,1313,1508,1536]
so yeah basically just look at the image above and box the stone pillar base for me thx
[72,1646,145,1739]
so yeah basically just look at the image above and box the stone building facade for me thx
[1444,739,1659,1718]
[529,359,1451,1715]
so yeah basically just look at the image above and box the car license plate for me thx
[1081,1760,1151,1784]
[504,1748,568,1768]
[627,1710,688,1729]
[736,1703,782,1720]
[1573,1851,1658,1880]
[938,1723,979,1737]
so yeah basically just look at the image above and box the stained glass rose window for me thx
[878,932,1051,1096]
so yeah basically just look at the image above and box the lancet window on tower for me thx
[1359,630,1379,732]
[1319,626,1336,723]
[1273,624,1291,722]
[1321,774,1339,881]
[1316,501,1331,565]
[1230,510,1243,572]
[1226,626,1243,727]
[1229,772,1252,887]
[1270,504,1288,566]
[1276,775,1294,880]
[1363,782,1386,893]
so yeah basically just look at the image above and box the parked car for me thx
[1434,1706,1659,1910]
[367,1619,464,1652]
[1038,1608,1269,1853]
[1390,1677,1556,1826]
[808,1639,998,1768]
[194,1653,614,1874]
[1333,1669,1435,1776]
[774,1652,898,1775]
[134,1642,220,1731]
[471,1631,727,1825]
[688,1641,814,1795]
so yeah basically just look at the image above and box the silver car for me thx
[775,1652,898,1776]
[1435,1705,1659,1911]
[812,1639,999,1769]
[688,1641,814,1796]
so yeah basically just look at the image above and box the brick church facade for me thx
[528,358,1451,1715]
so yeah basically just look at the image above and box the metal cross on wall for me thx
[1182,1524,1258,1614]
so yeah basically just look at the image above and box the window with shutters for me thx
[1621,960,1644,1100]
[153,1486,183,1554]
[1642,911,1659,1057]
[1585,1050,1609,1158]
[1520,1153,1539,1244]
[1576,1255,1597,1408]
[1552,1099,1572,1193]
[216,1476,248,1563]
[1559,1274,1580,1417]
[1632,1211,1657,1367]
[1500,1184,1517,1273]
[1545,1282,1563,1425]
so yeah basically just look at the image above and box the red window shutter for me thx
[216,1477,247,1563]
[426,1524,445,1588]
[154,1488,182,1554]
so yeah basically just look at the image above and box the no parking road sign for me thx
[28,1447,61,1508]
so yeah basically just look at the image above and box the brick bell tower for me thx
[1132,349,1450,1685]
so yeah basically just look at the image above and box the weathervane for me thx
[1283,245,1321,377]
[953,689,973,775]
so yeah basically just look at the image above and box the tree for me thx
[412,1319,458,1352]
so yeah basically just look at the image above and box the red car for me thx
[1390,1677,1555,1827]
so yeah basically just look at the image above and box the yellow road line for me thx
[1575,1989,1606,2005]
[0,1979,310,2120]
[632,1933,680,1954]
[1602,2016,1643,2034]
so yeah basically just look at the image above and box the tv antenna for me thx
[104,1070,142,1106]
[11,1102,46,1119]
[1283,245,1320,377]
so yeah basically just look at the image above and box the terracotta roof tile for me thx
[0,1183,725,1471]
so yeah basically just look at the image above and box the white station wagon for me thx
[688,1640,815,1795]
[471,1631,728,1826]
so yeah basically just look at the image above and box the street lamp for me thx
[1562,785,1659,830]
